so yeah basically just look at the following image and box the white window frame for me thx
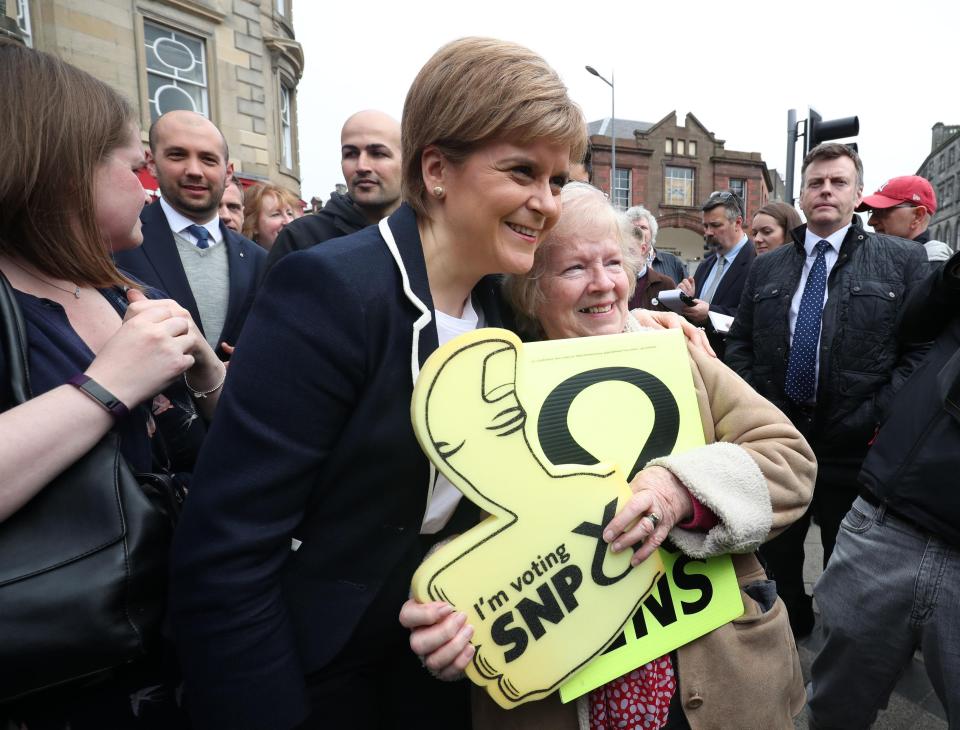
[16,0,32,47]
[729,178,747,211]
[279,83,293,170]
[143,20,210,122]
[612,167,631,210]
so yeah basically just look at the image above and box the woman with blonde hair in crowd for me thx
[0,38,221,727]
[241,182,299,251]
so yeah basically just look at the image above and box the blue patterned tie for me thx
[186,224,210,249]
[785,240,831,403]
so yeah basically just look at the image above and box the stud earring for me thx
[432,185,445,199]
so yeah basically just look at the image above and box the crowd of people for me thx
[1,30,957,730]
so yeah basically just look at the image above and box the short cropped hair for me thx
[754,201,803,238]
[0,38,136,288]
[625,205,658,244]
[148,112,229,161]
[801,142,864,190]
[401,37,586,218]
[242,182,299,242]
[503,182,637,339]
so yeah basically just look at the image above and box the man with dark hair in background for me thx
[677,190,755,355]
[725,143,929,638]
[115,110,264,360]
[218,175,245,233]
[678,191,755,323]
[263,109,402,276]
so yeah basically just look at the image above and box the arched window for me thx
[144,21,209,123]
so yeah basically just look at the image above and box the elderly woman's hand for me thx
[399,599,475,681]
[629,309,717,358]
[603,466,693,566]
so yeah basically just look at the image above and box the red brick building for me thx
[588,112,775,265]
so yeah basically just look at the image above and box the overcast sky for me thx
[292,0,959,205]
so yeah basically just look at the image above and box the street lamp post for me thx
[586,65,615,199]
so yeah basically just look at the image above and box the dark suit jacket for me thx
[692,240,756,319]
[169,204,502,729]
[262,191,369,281]
[114,201,266,358]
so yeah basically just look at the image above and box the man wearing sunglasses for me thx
[857,175,951,263]
[677,190,755,353]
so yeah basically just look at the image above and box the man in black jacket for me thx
[263,110,401,277]
[807,252,960,728]
[678,190,755,325]
[725,143,929,638]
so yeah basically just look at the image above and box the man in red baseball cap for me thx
[857,175,951,261]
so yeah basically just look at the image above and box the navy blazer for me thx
[170,204,502,729]
[114,201,266,358]
[692,240,756,319]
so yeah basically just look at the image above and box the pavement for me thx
[792,523,947,729]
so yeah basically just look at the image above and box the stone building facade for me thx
[588,112,774,265]
[6,0,304,196]
[917,123,960,252]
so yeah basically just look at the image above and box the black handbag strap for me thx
[0,269,32,406]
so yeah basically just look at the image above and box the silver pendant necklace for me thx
[8,260,81,298]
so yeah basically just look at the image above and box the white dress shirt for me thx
[159,198,224,247]
[788,224,850,383]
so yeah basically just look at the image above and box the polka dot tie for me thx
[186,224,210,249]
[785,240,830,403]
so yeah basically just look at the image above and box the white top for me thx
[420,296,482,534]
[789,224,850,385]
[159,198,224,247]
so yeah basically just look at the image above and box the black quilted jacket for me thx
[725,223,930,459]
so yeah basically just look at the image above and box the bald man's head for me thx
[149,110,229,159]
[340,110,402,222]
[147,110,233,223]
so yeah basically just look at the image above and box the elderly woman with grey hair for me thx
[407,183,816,730]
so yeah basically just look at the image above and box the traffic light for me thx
[806,108,859,155]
